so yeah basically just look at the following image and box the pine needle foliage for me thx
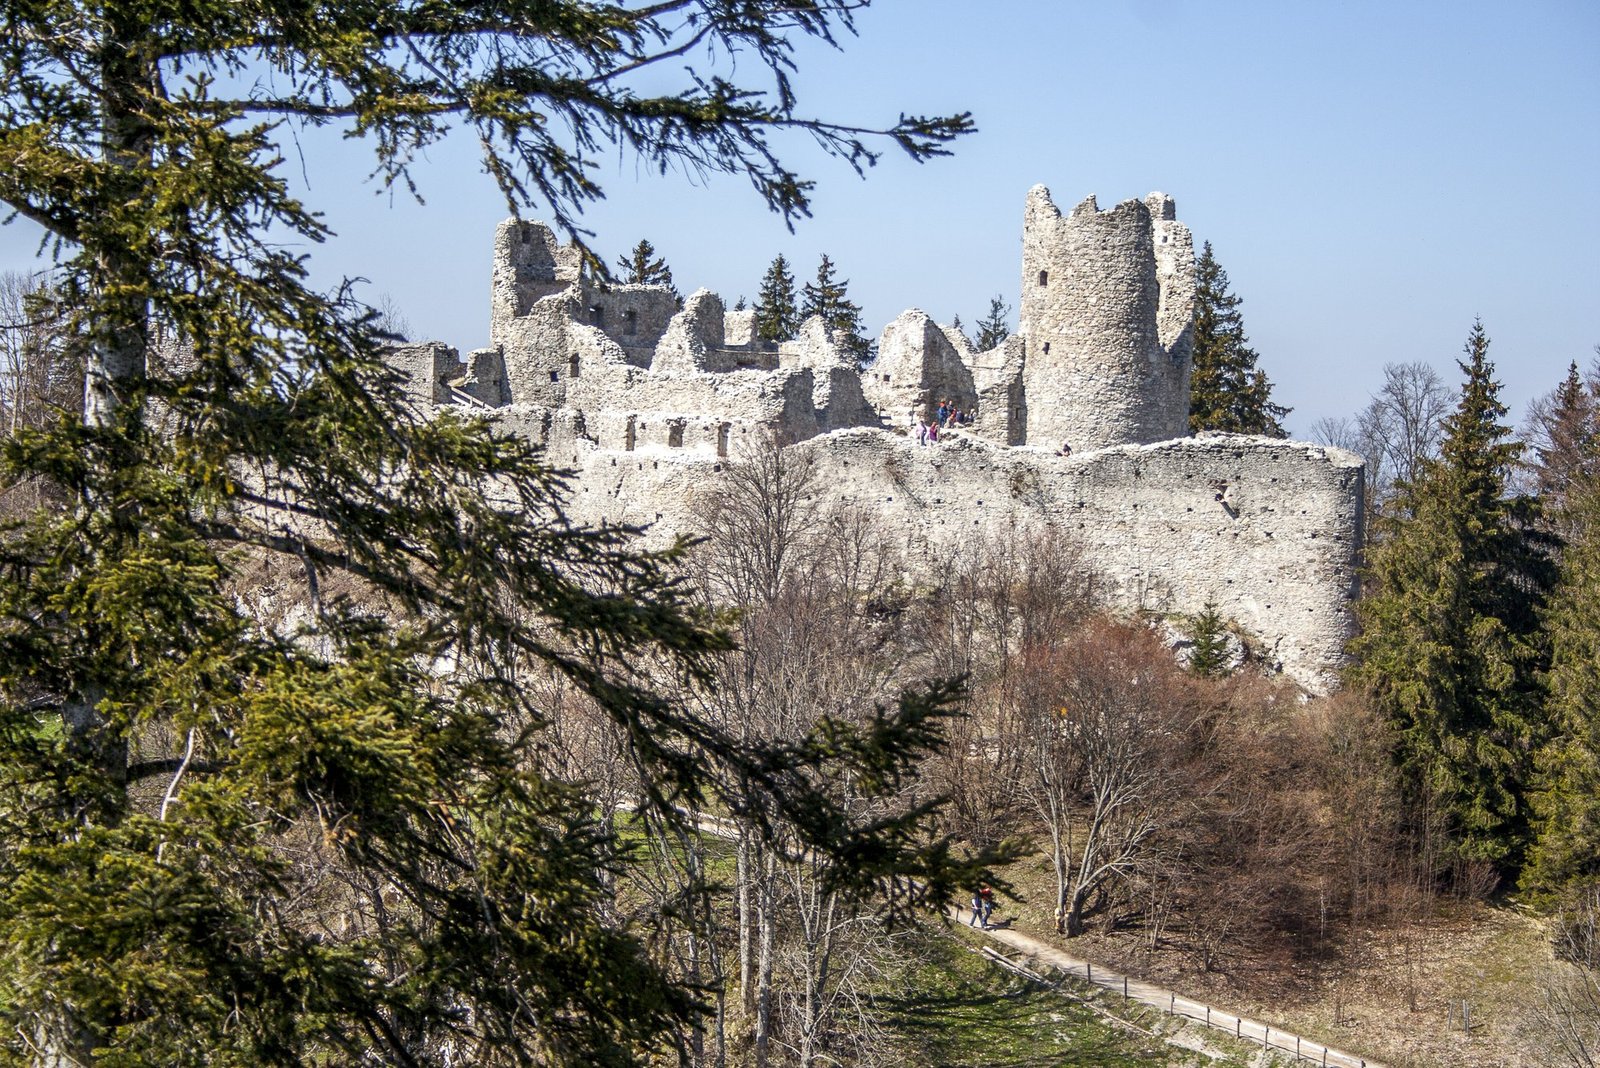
[616,239,678,298]
[0,3,989,1064]
[1527,460,1600,895]
[753,254,800,343]
[974,295,1012,352]
[801,254,870,361]
[1187,242,1289,437]
[1185,602,1233,679]
[1350,321,1554,870]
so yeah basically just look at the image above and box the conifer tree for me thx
[1527,357,1600,538]
[616,238,678,297]
[800,254,870,360]
[1528,462,1600,895]
[1350,321,1553,869]
[1188,242,1290,436]
[974,295,1012,351]
[753,254,799,343]
[0,4,985,1062]
[1185,601,1233,678]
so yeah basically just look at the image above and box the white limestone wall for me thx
[388,342,464,408]
[490,220,581,345]
[557,429,1363,693]
[862,309,978,424]
[653,290,729,374]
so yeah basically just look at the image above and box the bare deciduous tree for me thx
[1018,621,1194,936]
[1359,360,1454,506]
[1530,888,1600,1068]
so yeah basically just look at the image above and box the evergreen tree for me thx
[801,253,870,360]
[974,295,1012,351]
[616,238,679,299]
[1185,602,1233,678]
[1188,242,1290,436]
[1527,462,1600,895]
[1350,321,1553,869]
[753,254,799,343]
[0,4,985,1063]
[1527,358,1600,538]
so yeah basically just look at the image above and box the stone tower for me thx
[489,219,583,346]
[1018,187,1195,452]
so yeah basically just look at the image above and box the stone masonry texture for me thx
[387,186,1364,693]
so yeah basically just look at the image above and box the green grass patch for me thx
[875,927,1189,1067]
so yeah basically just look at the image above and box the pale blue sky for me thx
[2,0,1595,435]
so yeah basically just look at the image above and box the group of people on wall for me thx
[909,397,972,445]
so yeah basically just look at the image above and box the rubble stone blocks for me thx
[389,187,1365,693]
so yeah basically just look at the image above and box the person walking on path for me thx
[969,890,985,928]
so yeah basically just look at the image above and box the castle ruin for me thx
[388,186,1365,693]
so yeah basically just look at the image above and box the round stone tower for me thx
[1018,187,1195,452]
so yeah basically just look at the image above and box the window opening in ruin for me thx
[623,309,637,336]
[521,228,530,244]
[548,369,559,382]
[668,420,685,448]
[569,353,580,379]
[1043,342,1050,355]
[717,423,731,459]
[624,416,636,452]
[589,305,604,326]
[1038,270,1048,286]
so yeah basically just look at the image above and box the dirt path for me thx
[947,904,1386,1068]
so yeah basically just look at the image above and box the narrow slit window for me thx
[623,309,638,336]
[1038,270,1049,286]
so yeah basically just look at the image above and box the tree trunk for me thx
[1064,882,1091,938]
[753,853,776,1068]
[737,830,754,1012]
[1050,819,1070,934]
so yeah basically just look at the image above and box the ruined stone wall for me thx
[548,430,1363,693]
[779,317,879,431]
[862,310,978,424]
[1019,188,1192,452]
[388,342,464,407]
[497,294,631,408]
[577,285,680,366]
[653,290,730,374]
[490,220,582,345]
[969,335,1026,445]
[384,192,1363,693]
